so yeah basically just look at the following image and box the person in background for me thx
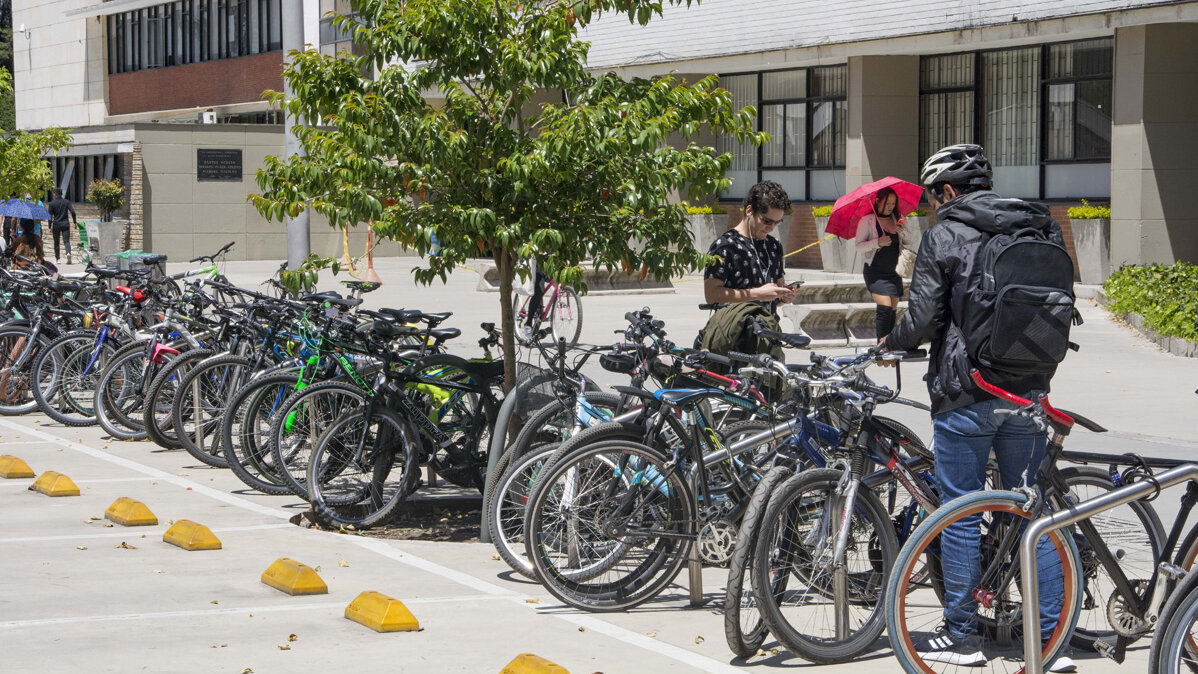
[47,188,77,263]
[12,219,46,271]
[855,186,911,340]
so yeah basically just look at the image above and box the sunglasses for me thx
[755,213,783,227]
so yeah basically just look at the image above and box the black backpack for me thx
[959,228,1081,375]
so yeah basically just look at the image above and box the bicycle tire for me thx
[174,354,254,468]
[885,489,1080,674]
[270,380,369,500]
[1061,465,1165,650]
[31,330,119,426]
[0,326,51,416]
[550,286,583,349]
[751,467,898,664]
[407,353,500,490]
[524,438,695,611]
[487,442,561,578]
[221,371,300,495]
[307,406,419,529]
[94,341,154,440]
[143,348,213,449]
[725,464,794,658]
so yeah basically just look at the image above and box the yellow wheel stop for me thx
[344,591,420,632]
[499,653,570,673]
[0,455,34,478]
[261,558,328,595]
[104,497,158,526]
[162,520,222,550]
[29,471,79,496]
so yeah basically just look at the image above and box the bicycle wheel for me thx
[31,330,118,426]
[549,286,582,348]
[270,381,369,499]
[95,341,153,440]
[222,372,299,495]
[0,326,50,416]
[488,443,560,578]
[407,354,498,490]
[524,439,695,611]
[307,406,419,528]
[725,464,793,658]
[174,355,253,468]
[886,490,1080,674]
[1149,556,1198,674]
[143,348,213,449]
[1061,465,1165,650]
[750,467,898,664]
[511,293,537,346]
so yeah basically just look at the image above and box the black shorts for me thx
[863,264,903,298]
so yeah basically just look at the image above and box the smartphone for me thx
[786,281,803,290]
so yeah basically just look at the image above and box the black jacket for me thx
[47,198,76,230]
[887,190,1065,415]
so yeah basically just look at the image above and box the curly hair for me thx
[743,180,790,216]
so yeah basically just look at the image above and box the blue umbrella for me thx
[0,198,50,220]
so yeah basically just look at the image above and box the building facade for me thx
[14,0,393,261]
[580,0,1198,271]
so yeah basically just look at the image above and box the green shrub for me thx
[811,205,833,217]
[1068,199,1111,220]
[86,178,125,222]
[684,205,726,215]
[1103,262,1198,342]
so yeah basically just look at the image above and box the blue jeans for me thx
[934,397,1064,641]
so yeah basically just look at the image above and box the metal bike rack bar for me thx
[1020,463,1198,674]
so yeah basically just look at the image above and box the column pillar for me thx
[845,55,920,192]
[284,2,310,268]
[1110,23,1198,267]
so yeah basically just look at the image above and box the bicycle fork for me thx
[830,450,867,641]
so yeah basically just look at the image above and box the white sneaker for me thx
[1048,655,1077,672]
[519,324,534,342]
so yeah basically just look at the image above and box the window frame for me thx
[918,36,1113,201]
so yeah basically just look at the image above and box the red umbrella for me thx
[825,176,923,239]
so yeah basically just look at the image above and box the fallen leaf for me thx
[755,649,768,657]
[177,472,189,476]
[338,559,349,568]
[694,636,704,644]
[645,632,657,638]
[770,648,780,655]
[491,554,501,561]
[76,545,87,550]
[210,644,227,649]
[277,644,290,651]
[89,516,102,521]
[114,541,137,549]
[103,523,114,528]
[524,598,539,604]
[288,634,297,642]
[578,627,585,632]
[240,669,253,674]
[210,600,219,605]
[313,565,321,573]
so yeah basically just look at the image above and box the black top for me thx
[866,219,901,274]
[704,229,784,290]
[47,198,76,229]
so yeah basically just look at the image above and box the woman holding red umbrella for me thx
[854,186,912,339]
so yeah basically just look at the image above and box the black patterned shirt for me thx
[704,229,784,290]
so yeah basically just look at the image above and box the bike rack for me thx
[1020,462,1198,674]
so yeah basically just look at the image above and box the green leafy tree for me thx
[251,0,761,390]
[86,178,126,221]
[0,71,69,198]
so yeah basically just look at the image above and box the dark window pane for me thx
[811,100,836,166]
[784,104,806,166]
[762,104,783,167]
[268,0,282,50]
[834,100,846,167]
[921,53,975,90]
[1077,79,1112,159]
[810,65,846,98]
[1048,38,1113,79]
[1046,83,1074,160]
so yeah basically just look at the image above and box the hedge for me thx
[1103,262,1198,342]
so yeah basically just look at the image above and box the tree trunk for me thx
[496,246,519,394]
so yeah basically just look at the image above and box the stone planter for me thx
[96,219,128,266]
[684,213,730,251]
[1070,217,1111,284]
[815,215,861,273]
[903,215,929,252]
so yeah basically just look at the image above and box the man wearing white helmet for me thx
[882,144,1075,671]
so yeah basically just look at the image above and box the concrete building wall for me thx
[137,124,409,262]
[13,1,108,130]
[1110,22,1198,267]
[845,55,920,191]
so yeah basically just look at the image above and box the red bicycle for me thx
[513,276,583,347]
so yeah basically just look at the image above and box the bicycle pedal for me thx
[1093,639,1113,659]
[1160,561,1188,580]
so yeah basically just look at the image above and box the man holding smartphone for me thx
[703,180,798,307]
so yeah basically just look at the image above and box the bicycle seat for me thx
[114,285,149,303]
[429,327,461,342]
[654,388,726,405]
[140,254,168,264]
[354,320,416,340]
[421,311,452,326]
[379,308,423,324]
[341,280,381,293]
[299,291,340,301]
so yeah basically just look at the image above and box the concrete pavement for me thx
[3,256,1194,672]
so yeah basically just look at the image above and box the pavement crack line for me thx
[0,418,747,674]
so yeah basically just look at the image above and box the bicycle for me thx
[513,274,582,348]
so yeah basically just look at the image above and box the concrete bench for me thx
[780,301,907,347]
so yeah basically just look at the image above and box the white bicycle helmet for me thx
[920,144,993,189]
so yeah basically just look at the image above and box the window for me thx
[918,38,1112,199]
[107,0,282,74]
[50,155,124,204]
[717,64,846,201]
